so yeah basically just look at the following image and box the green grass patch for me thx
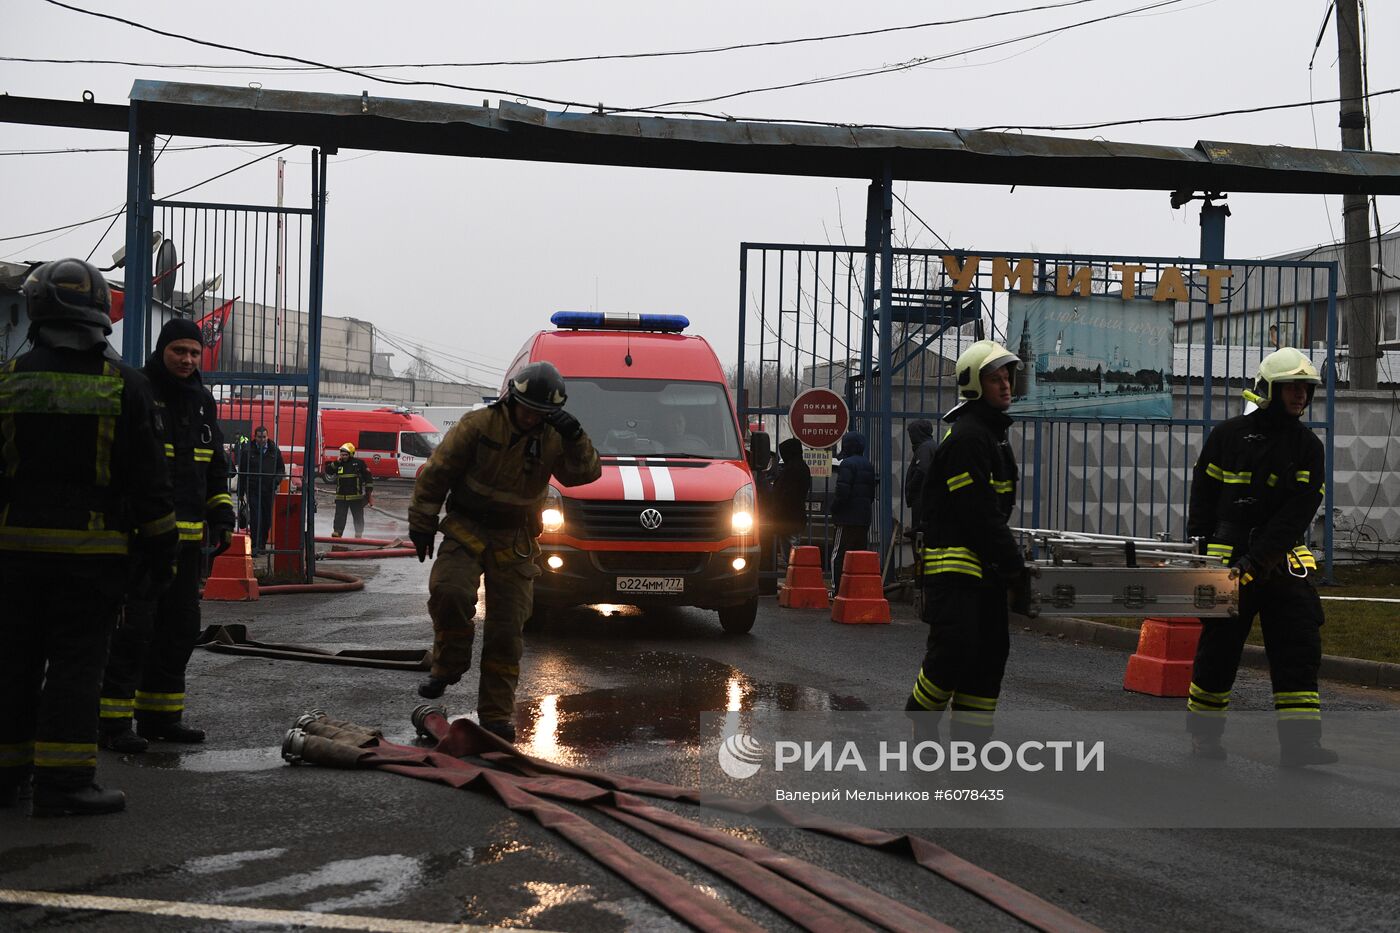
[1094,561,1400,665]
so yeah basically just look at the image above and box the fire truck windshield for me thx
[565,378,741,459]
[400,431,441,458]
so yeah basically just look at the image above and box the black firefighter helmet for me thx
[22,258,113,350]
[507,361,568,413]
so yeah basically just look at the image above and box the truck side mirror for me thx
[747,431,771,472]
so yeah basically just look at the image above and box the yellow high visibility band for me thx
[0,525,127,555]
[1295,470,1311,483]
[206,493,232,509]
[990,478,1014,493]
[0,371,123,415]
[138,512,177,538]
[952,692,998,711]
[946,472,973,492]
[193,447,213,462]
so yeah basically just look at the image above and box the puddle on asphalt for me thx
[183,848,288,875]
[120,746,285,772]
[515,651,866,765]
[0,843,93,876]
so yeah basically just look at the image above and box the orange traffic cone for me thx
[203,531,260,601]
[778,545,830,609]
[1122,617,1201,696]
[831,550,890,624]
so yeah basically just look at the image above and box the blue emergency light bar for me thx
[550,311,689,332]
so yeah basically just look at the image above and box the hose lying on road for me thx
[280,708,1103,933]
[196,623,429,670]
[314,536,417,560]
[259,569,365,594]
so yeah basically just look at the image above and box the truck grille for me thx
[566,499,728,542]
[592,551,708,574]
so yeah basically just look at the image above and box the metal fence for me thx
[126,152,329,580]
[737,243,1339,580]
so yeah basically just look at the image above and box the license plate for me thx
[616,576,684,594]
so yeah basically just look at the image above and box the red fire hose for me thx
[314,535,416,560]
[258,569,364,594]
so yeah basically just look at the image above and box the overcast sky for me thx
[3,0,1397,383]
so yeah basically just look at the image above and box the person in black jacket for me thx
[100,318,235,752]
[237,424,284,554]
[904,341,1029,744]
[1,259,177,816]
[769,437,812,565]
[828,430,877,593]
[1185,347,1336,767]
[327,442,374,538]
[903,418,936,567]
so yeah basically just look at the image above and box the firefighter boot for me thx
[418,676,459,700]
[98,726,149,754]
[481,720,516,743]
[31,783,126,817]
[138,719,206,743]
[1278,719,1337,768]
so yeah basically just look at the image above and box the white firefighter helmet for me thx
[954,340,1022,401]
[1245,347,1321,409]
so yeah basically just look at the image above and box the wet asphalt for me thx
[2,484,1399,932]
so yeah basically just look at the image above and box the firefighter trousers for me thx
[426,535,537,726]
[905,580,1010,736]
[0,560,124,791]
[1187,572,1324,743]
[332,498,366,537]
[101,544,203,729]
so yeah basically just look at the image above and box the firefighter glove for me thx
[210,524,234,559]
[1007,566,1035,617]
[546,407,584,443]
[410,529,436,563]
[1230,556,1259,586]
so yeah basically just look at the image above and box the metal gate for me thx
[738,243,1339,580]
[122,144,329,581]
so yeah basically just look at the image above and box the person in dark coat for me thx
[236,424,284,554]
[769,437,812,565]
[828,431,877,593]
[100,318,234,752]
[903,418,936,565]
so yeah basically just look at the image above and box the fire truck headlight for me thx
[541,487,564,534]
[731,483,756,536]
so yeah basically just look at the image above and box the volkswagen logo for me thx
[639,508,663,530]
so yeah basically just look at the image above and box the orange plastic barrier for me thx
[202,531,260,601]
[777,545,830,609]
[1122,616,1201,696]
[831,550,890,624]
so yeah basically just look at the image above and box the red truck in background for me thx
[216,399,442,481]
[511,312,769,635]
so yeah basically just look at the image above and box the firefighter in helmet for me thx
[99,317,235,754]
[0,258,177,816]
[1186,347,1336,767]
[904,340,1032,744]
[408,360,600,741]
[327,442,373,538]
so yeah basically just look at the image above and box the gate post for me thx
[875,160,895,576]
[122,103,156,366]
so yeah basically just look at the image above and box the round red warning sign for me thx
[787,388,849,449]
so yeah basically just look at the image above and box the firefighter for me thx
[1186,347,1336,767]
[0,258,177,816]
[99,318,235,753]
[904,340,1032,743]
[408,361,600,741]
[327,442,373,538]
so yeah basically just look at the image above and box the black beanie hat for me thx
[155,317,204,355]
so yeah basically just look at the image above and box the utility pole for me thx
[1337,0,1378,389]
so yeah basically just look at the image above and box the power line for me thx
[6,1,1122,72]
[0,142,282,157]
[632,0,1193,111]
[0,144,294,244]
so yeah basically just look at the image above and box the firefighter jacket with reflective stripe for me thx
[142,353,234,544]
[0,346,176,559]
[916,399,1024,584]
[409,402,601,549]
[330,457,373,501]
[1188,406,1324,574]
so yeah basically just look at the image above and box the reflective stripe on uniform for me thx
[989,478,1014,494]
[193,447,213,463]
[0,741,34,767]
[1187,682,1231,715]
[1266,473,1278,487]
[952,692,998,712]
[1205,542,1235,564]
[100,696,135,719]
[206,493,232,509]
[0,525,128,556]
[1287,547,1318,572]
[946,471,973,492]
[950,709,995,728]
[1295,470,1311,483]
[135,691,185,713]
[138,511,177,538]
[0,371,123,416]
[910,671,951,711]
[177,520,205,542]
[1275,690,1321,721]
[163,443,175,458]
[921,546,982,578]
[34,741,97,769]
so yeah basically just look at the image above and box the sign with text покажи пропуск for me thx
[788,388,849,450]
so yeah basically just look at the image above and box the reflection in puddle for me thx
[498,880,597,928]
[184,848,288,875]
[214,854,423,913]
[516,652,866,766]
[122,747,285,773]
